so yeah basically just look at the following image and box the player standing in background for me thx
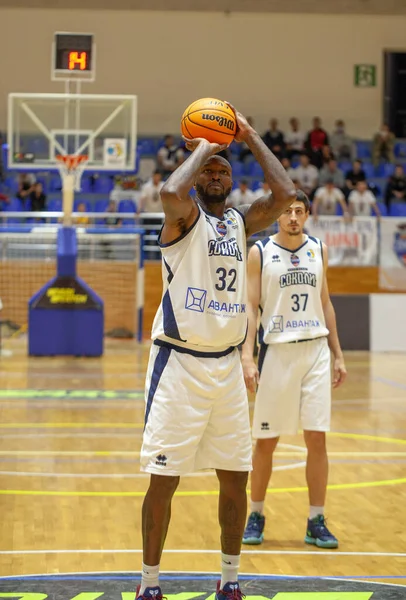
[136,106,296,600]
[241,193,346,549]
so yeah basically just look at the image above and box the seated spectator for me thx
[239,117,255,162]
[104,200,122,227]
[281,157,297,180]
[253,180,271,200]
[292,153,319,197]
[330,120,355,161]
[16,173,36,207]
[385,164,406,207]
[320,144,335,166]
[74,202,90,226]
[319,158,345,189]
[262,119,285,159]
[312,179,348,220]
[372,124,395,166]
[227,180,255,208]
[285,117,305,158]
[0,132,4,183]
[29,182,46,212]
[348,180,381,218]
[139,170,164,213]
[305,117,329,168]
[157,135,184,179]
[345,159,367,194]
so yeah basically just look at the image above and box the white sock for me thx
[221,553,240,589]
[250,500,264,515]
[140,563,160,594]
[309,505,324,520]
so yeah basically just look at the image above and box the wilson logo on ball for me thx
[201,114,235,131]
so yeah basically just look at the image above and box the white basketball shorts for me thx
[252,336,331,438]
[140,341,252,476]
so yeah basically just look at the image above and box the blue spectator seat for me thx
[375,163,396,177]
[80,176,94,193]
[93,176,114,194]
[247,162,264,178]
[335,203,344,216]
[47,198,62,212]
[338,161,352,174]
[230,161,244,177]
[394,142,406,158]
[95,199,110,212]
[376,202,387,216]
[118,199,137,213]
[251,180,262,191]
[228,142,240,157]
[137,139,157,156]
[4,176,19,193]
[389,203,406,217]
[355,141,372,159]
[362,163,376,178]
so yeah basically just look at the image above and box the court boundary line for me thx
[0,570,404,588]
[1,549,405,558]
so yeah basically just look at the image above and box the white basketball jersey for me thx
[258,234,329,344]
[151,205,247,352]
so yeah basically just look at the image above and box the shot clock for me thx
[52,32,95,81]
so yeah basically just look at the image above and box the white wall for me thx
[370,295,406,352]
[1,8,406,136]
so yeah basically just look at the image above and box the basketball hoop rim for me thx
[56,154,89,171]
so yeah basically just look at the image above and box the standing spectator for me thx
[312,180,348,219]
[157,135,184,179]
[262,119,285,159]
[292,154,319,197]
[305,117,329,168]
[227,180,255,208]
[385,164,406,207]
[139,170,164,213]
[319,159,345,189]
[239,117,255,162]
[253,180,271,200]
[372,124,395,167]
[285,117,305,158]
[348,181,381,217]
[330,120,355,162]
[16,173,36,206]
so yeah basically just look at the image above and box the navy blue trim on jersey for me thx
[162,290,186,342]
[232,207,246,226]
[154,339,235,358]
[272,239,309,254]
[258,343,268,375]
[144,345,171,426]
[163,258,174,283]
[255,241,264,271]
[319,238,324,264]
[308,235,318,244]
[158,210,201,248]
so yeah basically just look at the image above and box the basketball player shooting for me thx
[137,105,296,600]
[241,193,347,549]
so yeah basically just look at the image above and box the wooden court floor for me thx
[0,338,405,586]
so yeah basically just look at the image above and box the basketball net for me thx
[56,154,88,227]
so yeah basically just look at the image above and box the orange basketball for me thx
[181,98,236,145]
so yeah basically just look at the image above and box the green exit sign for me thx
[354,64,377,87]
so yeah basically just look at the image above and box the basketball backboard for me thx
[7,93,137,172]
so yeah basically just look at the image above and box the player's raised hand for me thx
[242,358,260,393]
[332,356,347,388]
[225,102,254,143]
[182,136,228,155]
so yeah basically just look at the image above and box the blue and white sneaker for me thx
[304,515,338,549]
[136,585,165,600]
[242,511,265,545]
[216,581,245,599]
